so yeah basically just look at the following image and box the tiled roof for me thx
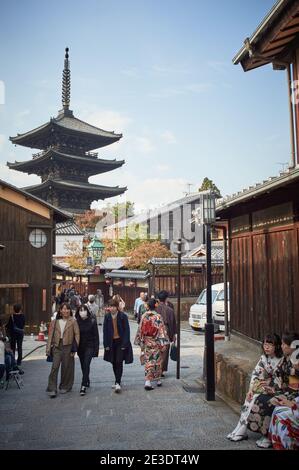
[105,269,150,280]
[55,222,84,235]
[184,241,224,261]
[24,179,127,195]
[148,257,223,266]
[98,257,128,271]
[216,167,299,212]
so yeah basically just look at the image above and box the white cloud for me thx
[121,68,140,78]
[150,82,212,99]
[79,108,132,133]
[0,163,40,187]
[161,131,177,144]
[90,169,188,211]
[156,164,170,172]
[134,136,155,154]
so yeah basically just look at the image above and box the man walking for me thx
[156,290,176,377]
[134,292,145,320]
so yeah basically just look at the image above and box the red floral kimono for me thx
[134,310,169,382]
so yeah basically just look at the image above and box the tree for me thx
[112,201,135,222]
[75,209,106,230]
[125,240,173,270]
[198,177,221,196]
[63,241,87,269]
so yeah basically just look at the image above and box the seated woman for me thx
[134,298,169,390]
[227,333,283,442]
[246,331,299,448]
[268,395,299,450]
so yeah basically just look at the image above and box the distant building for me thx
[54,222,84,259]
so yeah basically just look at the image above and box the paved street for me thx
[0,321,258,450]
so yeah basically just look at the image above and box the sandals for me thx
[229,434,248,442]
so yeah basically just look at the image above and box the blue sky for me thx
[0,0,291,211]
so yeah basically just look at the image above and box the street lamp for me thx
[173,237,182,379]
[194,190,216,401]
[87,236,104,265]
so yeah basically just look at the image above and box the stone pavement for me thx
[0,321,258,450]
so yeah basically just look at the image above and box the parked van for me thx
[188,283,229,331]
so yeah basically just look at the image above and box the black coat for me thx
[103,312,133,364]
[77,316,99,357]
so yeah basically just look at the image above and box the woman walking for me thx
[46,302,80,398]
[134,298,169,390]
[75,304,99,396]
[103,298,133,393]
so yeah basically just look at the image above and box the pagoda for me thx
[8,48,127,214]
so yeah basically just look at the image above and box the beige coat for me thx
[46,317,80,355]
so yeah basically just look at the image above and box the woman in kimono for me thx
[246,331,299,448]
[134,298,169,390]
[227,333,283,442]
[268,395,299,449]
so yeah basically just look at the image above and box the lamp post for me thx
[202,191,216,401]
[87,236,104,265]
[193,191,216,400]
[174,237,182,379]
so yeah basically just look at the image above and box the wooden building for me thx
[104,270,151,310]
[217,0,299,342]
[7,48,126,214]
[0,179,71,332]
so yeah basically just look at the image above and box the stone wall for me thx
[214,335,261,405]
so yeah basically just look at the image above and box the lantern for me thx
[87,236,104,264]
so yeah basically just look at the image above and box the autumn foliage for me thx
[125,240,173,270]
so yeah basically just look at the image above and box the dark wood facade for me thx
[0,180,70,332]
[218,179,299,342]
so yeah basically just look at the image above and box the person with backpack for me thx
[103,298,133,393]
[134,298,169,390]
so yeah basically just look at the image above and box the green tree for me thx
[113,201,135,222]
[198,177,221,196]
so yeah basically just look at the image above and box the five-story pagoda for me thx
[8,48,127,214]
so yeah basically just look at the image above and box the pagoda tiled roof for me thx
[23,178,127,197]
[7,148,125,174]
[10,110,122,150]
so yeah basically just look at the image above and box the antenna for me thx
[185,182,194,195]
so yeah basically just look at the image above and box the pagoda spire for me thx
[62,47,71,111]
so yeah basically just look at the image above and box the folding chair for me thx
[5,370,23,390]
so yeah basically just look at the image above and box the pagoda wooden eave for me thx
[9,112,122,151]
[23,179,127,198]
[233,0,299,72]
[7,148,125,175]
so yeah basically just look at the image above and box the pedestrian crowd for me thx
[45,289,176,397]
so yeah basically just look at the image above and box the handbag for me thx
[46,320,57,363]
[170,342,177,362]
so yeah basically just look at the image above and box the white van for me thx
[188,282,229,331]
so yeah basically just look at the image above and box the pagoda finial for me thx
[62,47,71,110]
